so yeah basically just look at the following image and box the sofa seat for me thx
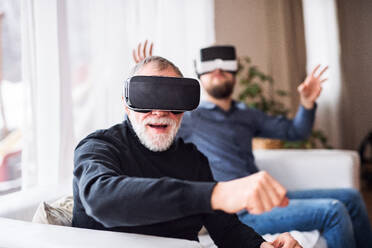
[0,217,201,248]
[0,149,360,247]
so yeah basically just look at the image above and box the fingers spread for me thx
[133,40,154,63]
[320,78,327,84]
[317,65,329,78]
[132,49,139,63]
[137,42,143,61]
[311,64,321,76]
[143,40,148,58]
[149,42,154,56]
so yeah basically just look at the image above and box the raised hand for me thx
[261,232,303,248]
[297,64,328,109]
[132,40,154,63]
[211,171,289,214]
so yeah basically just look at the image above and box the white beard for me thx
[129,115,181,152]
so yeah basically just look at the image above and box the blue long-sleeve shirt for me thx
[177,100,316,181]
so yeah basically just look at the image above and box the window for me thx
[0,0,22,195]
[1,0,214,192]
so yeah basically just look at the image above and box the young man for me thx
[72,56,302,248]
[174,45,372,248]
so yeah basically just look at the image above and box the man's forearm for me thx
[78,173,215,227]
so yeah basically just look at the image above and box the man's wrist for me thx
[300,100,314,110]
[211,182,222,210]
[211,182,231,211]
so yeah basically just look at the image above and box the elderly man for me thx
[72,56,302,248]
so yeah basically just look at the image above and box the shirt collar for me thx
[199,101,218,110]
[199,100,245,111]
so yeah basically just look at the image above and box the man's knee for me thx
[326,200,349,225]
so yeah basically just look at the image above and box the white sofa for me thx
[0,149,360,248]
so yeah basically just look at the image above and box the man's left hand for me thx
[297,64,328,109]
[260,232,303,248]
[132,40,153,63]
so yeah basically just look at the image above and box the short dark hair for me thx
[130,56,183,77]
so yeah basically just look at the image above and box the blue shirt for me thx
[177,101,316,181]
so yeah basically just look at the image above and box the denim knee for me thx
[326,200,350,227]
[341,189,364,210]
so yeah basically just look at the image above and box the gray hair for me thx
[130,56,183,77]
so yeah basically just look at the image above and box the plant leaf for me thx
[276,89,288,96]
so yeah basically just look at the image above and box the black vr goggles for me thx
[195,45,238,76]
[124,76,200,114]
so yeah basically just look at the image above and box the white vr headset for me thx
[195,45,238,76]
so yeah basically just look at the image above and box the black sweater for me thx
[72,119,264,247]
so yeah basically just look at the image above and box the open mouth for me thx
[147,124,169,129]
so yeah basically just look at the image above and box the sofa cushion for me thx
[32,195,73,226]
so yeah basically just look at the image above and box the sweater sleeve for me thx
[73,138,215,228]
[254,104,316,141]
[203,211,265,248]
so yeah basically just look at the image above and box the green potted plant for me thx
[238,56,332,149]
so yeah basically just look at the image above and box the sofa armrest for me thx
[0,217,202,248]
[253,149,360,191]
[0,183,72,221]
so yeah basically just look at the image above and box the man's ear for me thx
[122,96,130,115]
[124,104,130,116]
[125,107,130,115]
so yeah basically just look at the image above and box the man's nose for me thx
[151,110,169,116]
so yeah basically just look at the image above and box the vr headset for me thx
[124,75,200,114]
[195,45,238,77]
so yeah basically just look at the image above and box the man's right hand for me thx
[211,171,288,214]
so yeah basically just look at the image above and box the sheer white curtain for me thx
[71,0,215,142]
[21,0,74,188]
[302,0,342,148]
[21,0,215,189]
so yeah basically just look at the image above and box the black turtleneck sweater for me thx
[72,118,264,248]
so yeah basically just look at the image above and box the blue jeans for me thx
[238,189,372,248]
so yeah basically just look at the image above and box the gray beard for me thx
[205,81,235,99]
[128,115,181,152]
